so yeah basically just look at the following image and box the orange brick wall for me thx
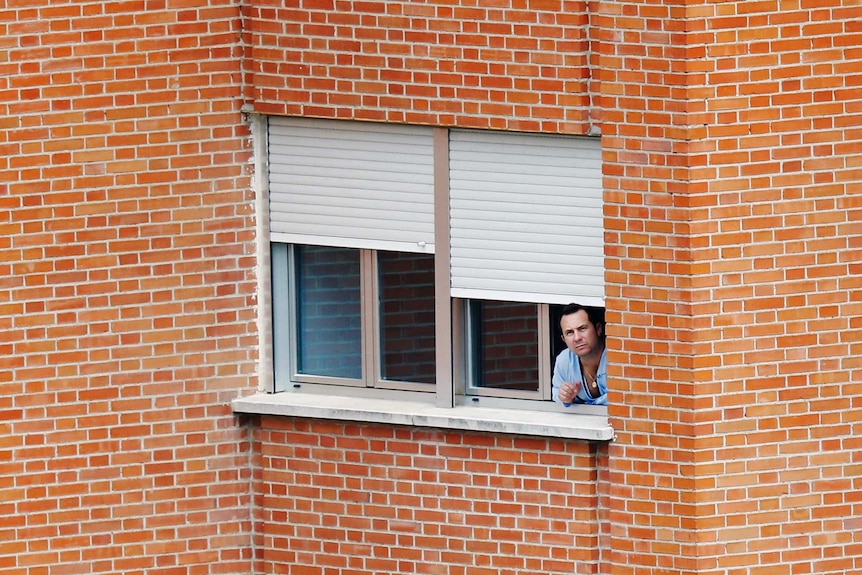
[594,1,700,573]
[598,1,862,574]
[0,1,256,574]
[4,1,862,575]
[242,3,611,572]
[246,0,862,572]
[250,416,605,575]
[242,0,597,134]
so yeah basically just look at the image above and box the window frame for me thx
[263,116,606,416]
[272,243,438,395]
[454,299,553,401]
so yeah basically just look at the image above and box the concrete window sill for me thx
[232,392,614,441]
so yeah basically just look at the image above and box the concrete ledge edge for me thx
[232,392,614,441]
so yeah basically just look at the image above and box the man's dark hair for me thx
[560,303,606,340]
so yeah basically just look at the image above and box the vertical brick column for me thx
[596,0,700,572]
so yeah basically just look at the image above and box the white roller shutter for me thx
[268,117,435,253]
[449,130,604,306]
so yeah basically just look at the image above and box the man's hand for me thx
[558,380,581,404]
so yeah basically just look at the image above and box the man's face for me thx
[560,310,602,357]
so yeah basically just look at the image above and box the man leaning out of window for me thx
[552,303,607,406]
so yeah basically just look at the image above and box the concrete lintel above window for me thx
[231,392,614,441]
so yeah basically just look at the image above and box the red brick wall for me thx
[242,6,607,569]
[598,1,862,573]
[0,1,256,573]
[242,0,596,134]
[251,416,604,575]
[5,0,862,574]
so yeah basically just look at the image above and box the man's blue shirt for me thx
[552,347,608,406]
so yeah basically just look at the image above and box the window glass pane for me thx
[295,245,362,379]
[470,300,539,391]
[378,251,436,384]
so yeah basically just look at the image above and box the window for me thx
[272,244,437,391]
[452,301,573,405]
[266,116,604,412]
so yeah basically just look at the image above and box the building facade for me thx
[2,1,860,574]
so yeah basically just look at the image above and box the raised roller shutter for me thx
[449,129,604,305]
[268,117,435,254]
